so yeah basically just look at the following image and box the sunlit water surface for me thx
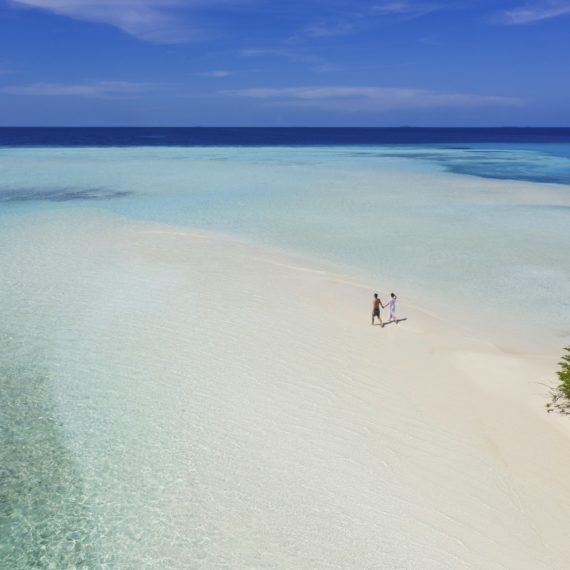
[1,144,569,338]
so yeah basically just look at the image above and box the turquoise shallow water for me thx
[1,144,569,340]
[0,342,98,568]
[1,143,570,568]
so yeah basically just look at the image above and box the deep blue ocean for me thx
[2,127,570,185]
[1,127,570,147]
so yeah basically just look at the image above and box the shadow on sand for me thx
[381,318,408,327]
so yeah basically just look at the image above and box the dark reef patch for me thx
[0,187,132,203]
[372,150,570,186]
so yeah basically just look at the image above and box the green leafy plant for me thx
[546,347,570,415]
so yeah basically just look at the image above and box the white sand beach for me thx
[2,207,569,569]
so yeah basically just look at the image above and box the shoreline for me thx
[2,143,569,354]
[3,204,569,400]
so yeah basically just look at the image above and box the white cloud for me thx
[239,47,325,67]
[223,86,524,112]
[301,21,355,38]
[195,70,232,77]
[7,0,229,42]
[370,1,445,18]
[239,48,290,57]
[294,2,446,43]
[498,1,570,24]
[1,81,158,97]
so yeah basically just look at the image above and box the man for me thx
[371,293,384,326]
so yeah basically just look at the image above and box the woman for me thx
[388,293,398,323]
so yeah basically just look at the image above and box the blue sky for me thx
[0,0,569,126]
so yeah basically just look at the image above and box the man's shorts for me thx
[373,308,380,318]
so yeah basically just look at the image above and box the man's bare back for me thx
[372,293,384,326]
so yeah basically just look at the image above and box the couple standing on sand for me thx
[372,292,397,327]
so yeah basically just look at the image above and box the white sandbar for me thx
[1,208,569,569]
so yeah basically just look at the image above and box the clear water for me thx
[0,337,98,568]
[1,141,570,568]
[1,144,569,339]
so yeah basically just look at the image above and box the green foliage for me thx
[546,347,570,415]
[557,347,570,400]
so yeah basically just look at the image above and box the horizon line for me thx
[1,126,570,129]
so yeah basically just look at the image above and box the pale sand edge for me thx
[124,211,570,566]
